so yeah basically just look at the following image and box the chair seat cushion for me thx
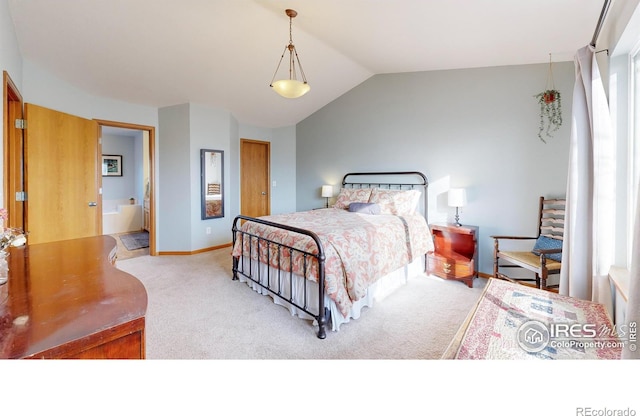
[531,236,562,261]
[499,251,562,271]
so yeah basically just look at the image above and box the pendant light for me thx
[269,9,310,98]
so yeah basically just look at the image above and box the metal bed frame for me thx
[231,171,429,339]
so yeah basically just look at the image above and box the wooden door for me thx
[3,71,25,230]
[25,104,100,244]
[240,139,270,217]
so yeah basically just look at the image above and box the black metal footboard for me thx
[231,215,329,339]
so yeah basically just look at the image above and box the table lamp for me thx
[448,188,467,227]
[321,185,332,208]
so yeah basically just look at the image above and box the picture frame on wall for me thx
[102,154,122,177]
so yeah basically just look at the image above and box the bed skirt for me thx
[237,255,425,332]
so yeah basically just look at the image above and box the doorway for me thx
[3,71,25,230]
[2,72,156,254]
[96,120,156,256]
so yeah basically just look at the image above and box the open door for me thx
[24,103,100,245]
[3,71,25,230]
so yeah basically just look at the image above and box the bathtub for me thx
[103,199,143,235]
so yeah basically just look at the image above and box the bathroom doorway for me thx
[98,120,156,256]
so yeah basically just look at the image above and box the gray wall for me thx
[156,104,296,252]
[188,103,233,250]
[296,62,574,275]
[102,133,137,201]
[158,103,235,252]
[158,104,192,251]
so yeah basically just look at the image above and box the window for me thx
[611,3,640,270]
[630,43,640,267]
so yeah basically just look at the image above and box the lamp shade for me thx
[271,80,311,99]
[321,185,333,198]
[448,188,467,207]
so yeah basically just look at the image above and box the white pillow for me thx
[333,188,373,210]
[368,188,421,215]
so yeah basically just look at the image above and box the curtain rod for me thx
[590,0,612,47]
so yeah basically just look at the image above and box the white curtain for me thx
[559,45,615,316]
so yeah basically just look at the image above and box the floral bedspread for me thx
[232,208,433,317]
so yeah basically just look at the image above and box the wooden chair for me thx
[208,183,221,195]
[491,197,565,291]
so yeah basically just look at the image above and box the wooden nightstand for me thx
[427,223,479,288]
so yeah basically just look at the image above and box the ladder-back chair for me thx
[491,197,566,291]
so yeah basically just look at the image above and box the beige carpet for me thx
[115,248,486,359]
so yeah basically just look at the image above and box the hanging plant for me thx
[534,55,562,143]
[535,89,562,143]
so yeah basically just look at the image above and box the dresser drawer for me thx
[427,252,474,279]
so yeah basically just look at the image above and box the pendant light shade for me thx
[270,9,310,98]
[271,79,311,99]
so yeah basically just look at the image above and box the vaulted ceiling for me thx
[8,0,605,128]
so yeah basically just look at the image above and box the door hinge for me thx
[15,119,26,129]
[15,191,27,201]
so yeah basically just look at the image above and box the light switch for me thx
[272,181,277,187]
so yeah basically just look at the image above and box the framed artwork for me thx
[102,155,123,177]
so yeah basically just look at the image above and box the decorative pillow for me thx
[531,236,563,262]
[333,188,373,210]
[368,188,421,215]
[348,202,381,215]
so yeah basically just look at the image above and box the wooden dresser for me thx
[427,223,479,288]
[0,235,147,359]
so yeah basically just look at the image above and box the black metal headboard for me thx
[341,171,429,219]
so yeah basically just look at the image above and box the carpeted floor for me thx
[115,248,487,359]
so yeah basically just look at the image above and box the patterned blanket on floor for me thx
[443,279,622,359]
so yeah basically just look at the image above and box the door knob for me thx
[261,192,267,195]
[88,202,97,207]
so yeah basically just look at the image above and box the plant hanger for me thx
[544,53,556,98]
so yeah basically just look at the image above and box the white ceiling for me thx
[8,0,606,128]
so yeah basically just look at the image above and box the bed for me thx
[205,197,222,217]
[442,278,622,359]
[231,171,433,338]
